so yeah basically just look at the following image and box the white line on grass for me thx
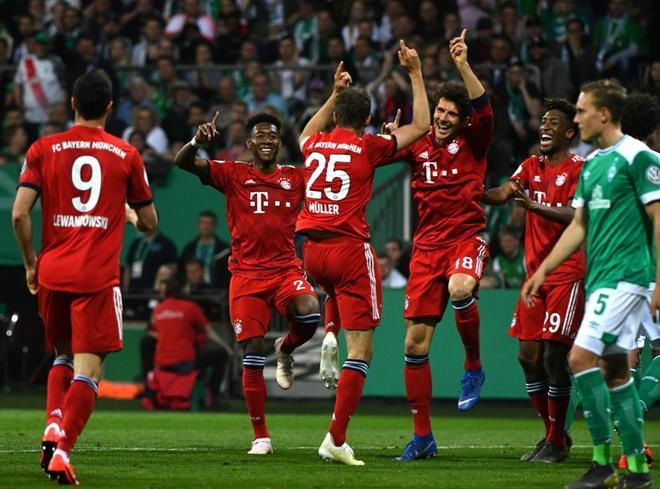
[2,444,656,454]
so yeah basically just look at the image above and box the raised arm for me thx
[174,111,220,178]
[12,186,39,294]
[299,62,352,146]
[390,40,429,150]
[450,29,485,100]
[522,207,587,306]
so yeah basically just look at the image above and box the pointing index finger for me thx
[460,28,467,42]
[211,110,220,125]
[394,108,401,125]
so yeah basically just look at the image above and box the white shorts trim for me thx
[363,243,379,320]
[113,286,123,341]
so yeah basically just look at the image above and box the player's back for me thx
[20,125,152,293]
[296,127,396,240]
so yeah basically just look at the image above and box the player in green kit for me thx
[523,80,660,489]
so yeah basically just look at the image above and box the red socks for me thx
[526,378,550,436]
[452,297,482,371]
[547,384,571,446]
[46,358,74,427]
[57,376,98,456]
[280,313,321,354]
[242,354,269,439]
[329,360,368,446]
[404,355,432,436]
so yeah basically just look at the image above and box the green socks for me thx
[610,379,649,473]
[574,368,612,464]
[639,355,660,412]
[564,376,583,432]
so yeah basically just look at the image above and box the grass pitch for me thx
[0,398,657,488]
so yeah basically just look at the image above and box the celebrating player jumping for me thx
[297,41,429,465]
[174,111,321,456]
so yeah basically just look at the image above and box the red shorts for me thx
[229,268,316,342]
[38,286,123,354]
[303,237,382,331]
[404,236,489,320]
[509,280,584,346]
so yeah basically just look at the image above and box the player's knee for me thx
[448,280,474,302]
[568,348,596,374]
[543,343,570,375]
[404,329,430,356]
[517,347,541,373]
[242,336,265,355]
[292,294,320,320]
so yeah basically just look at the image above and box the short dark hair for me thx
[72,69,112,120]
[377,252,391,261]
[580,78,627,123]
[385,238,403,249]
[622,93,660,141]
[185,258,204,268]
[246,112,282,133]
[543,97,577,138]
[436,81,470,120]
[334,88,371,129]
[199,210,217,221]
[161,276,184,298]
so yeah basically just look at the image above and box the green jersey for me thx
[573,135,660,295]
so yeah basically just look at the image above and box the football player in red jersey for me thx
[296,41,430,465]
[374,29,494,461]
[12,69,157,484]
[174,111,320,456]
[483,98,585,463]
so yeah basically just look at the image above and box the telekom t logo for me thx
[422,161,438,183]
[250,191,269,214]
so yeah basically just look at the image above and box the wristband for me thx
[190,136,199,147]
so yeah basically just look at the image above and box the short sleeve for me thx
[205,159,235,193]
[378,139,415,167]
[127,150,153,209]
[18,142,43,192]
[365,133,397,166]
[631,150,660,205]
[300,133,318,155]
[572,171,585,209]
[510,158,531,189]
[567,160,584,200]
[465,94,494,160]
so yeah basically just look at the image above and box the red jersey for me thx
[205,160,304,278]
[393,96,493,248]
[511,153,586,284]
[18,125,153,293]
[296,127,397,240]
[153,297,207,367]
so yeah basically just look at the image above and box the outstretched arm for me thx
[299,62,352,146]
[450,29,485,100]
[482,179,523,205]
[12,186,39,294]
[390,40,429,150]
[174,111,220,179]
[514,188,576,225]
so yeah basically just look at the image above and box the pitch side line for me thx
[1,444,657,454]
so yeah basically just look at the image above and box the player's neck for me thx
[338,125,364,137]
[596,126,624,150]
[546,148,570,167]
[74,114,107,129]
[253,160,276,174]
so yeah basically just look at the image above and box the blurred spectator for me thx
[292,0,319,62]
[164,0,215,42]
[641,59,660,98]
[244,72,288,117]
[122,106,169,155]
[214,2,246,64]
[108,37,133,91]
[458,0,495,31]
[151,276,230,408]
[51,6,81,64]
[352,36,381,87]
[0,125,29,165]
[385,238,410,279]
[152,55,181,113]
[520,16,544,64]
[471,17,495,64]
[527,36,571,99]
[540,0,589,44]
[12,13,36,64]
[13,32,65,132]
[65,34,117,95]
[316,9,337,64]
[116,76,157,127]
[131,15,164,66]
[443,11,462,43]
[211,77,238,130]
[184,258,209,294]
[273,35,310,105]
[179,210,231,289]
[488,34,513,86]
[417,0,442,45]
[186,41,221,94]
[496,1,524,47]
[594,0,641,81]
[490,225,526,289]
[81,0,118,38]
[216,118,250,161]
[48,101,73,129]
[378,252,407,289]
[124,224,178,293]
[342,1,376,50]
[38,120,65,137]
[559,18,597,100]
[321,34,359,83]
[127,129,172,182]
[163,81,196,143]
[120,0,157,43]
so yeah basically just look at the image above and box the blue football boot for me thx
[458,368,485,411]
[394,433,437,461]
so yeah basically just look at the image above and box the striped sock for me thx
[242,354,269,439]
[57,375,98,457]
[46,357,74,426]
[329,359,368,446]
[526,378,550,437]
[404,354,432,436]
[547,384,571,446]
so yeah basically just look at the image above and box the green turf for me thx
[0,402,657,488]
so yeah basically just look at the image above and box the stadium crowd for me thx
[1,0,659,286]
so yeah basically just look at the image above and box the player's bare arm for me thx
[512,188,575,225]
[125,203,158,232]
[174,111,220,178]
[450,29,485,100]
[390,40,429,150]
[11,186,39,294]
[646,201,660,320]
[481,179,523,205]
[522,207,587,306]
[299,61,352,146]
